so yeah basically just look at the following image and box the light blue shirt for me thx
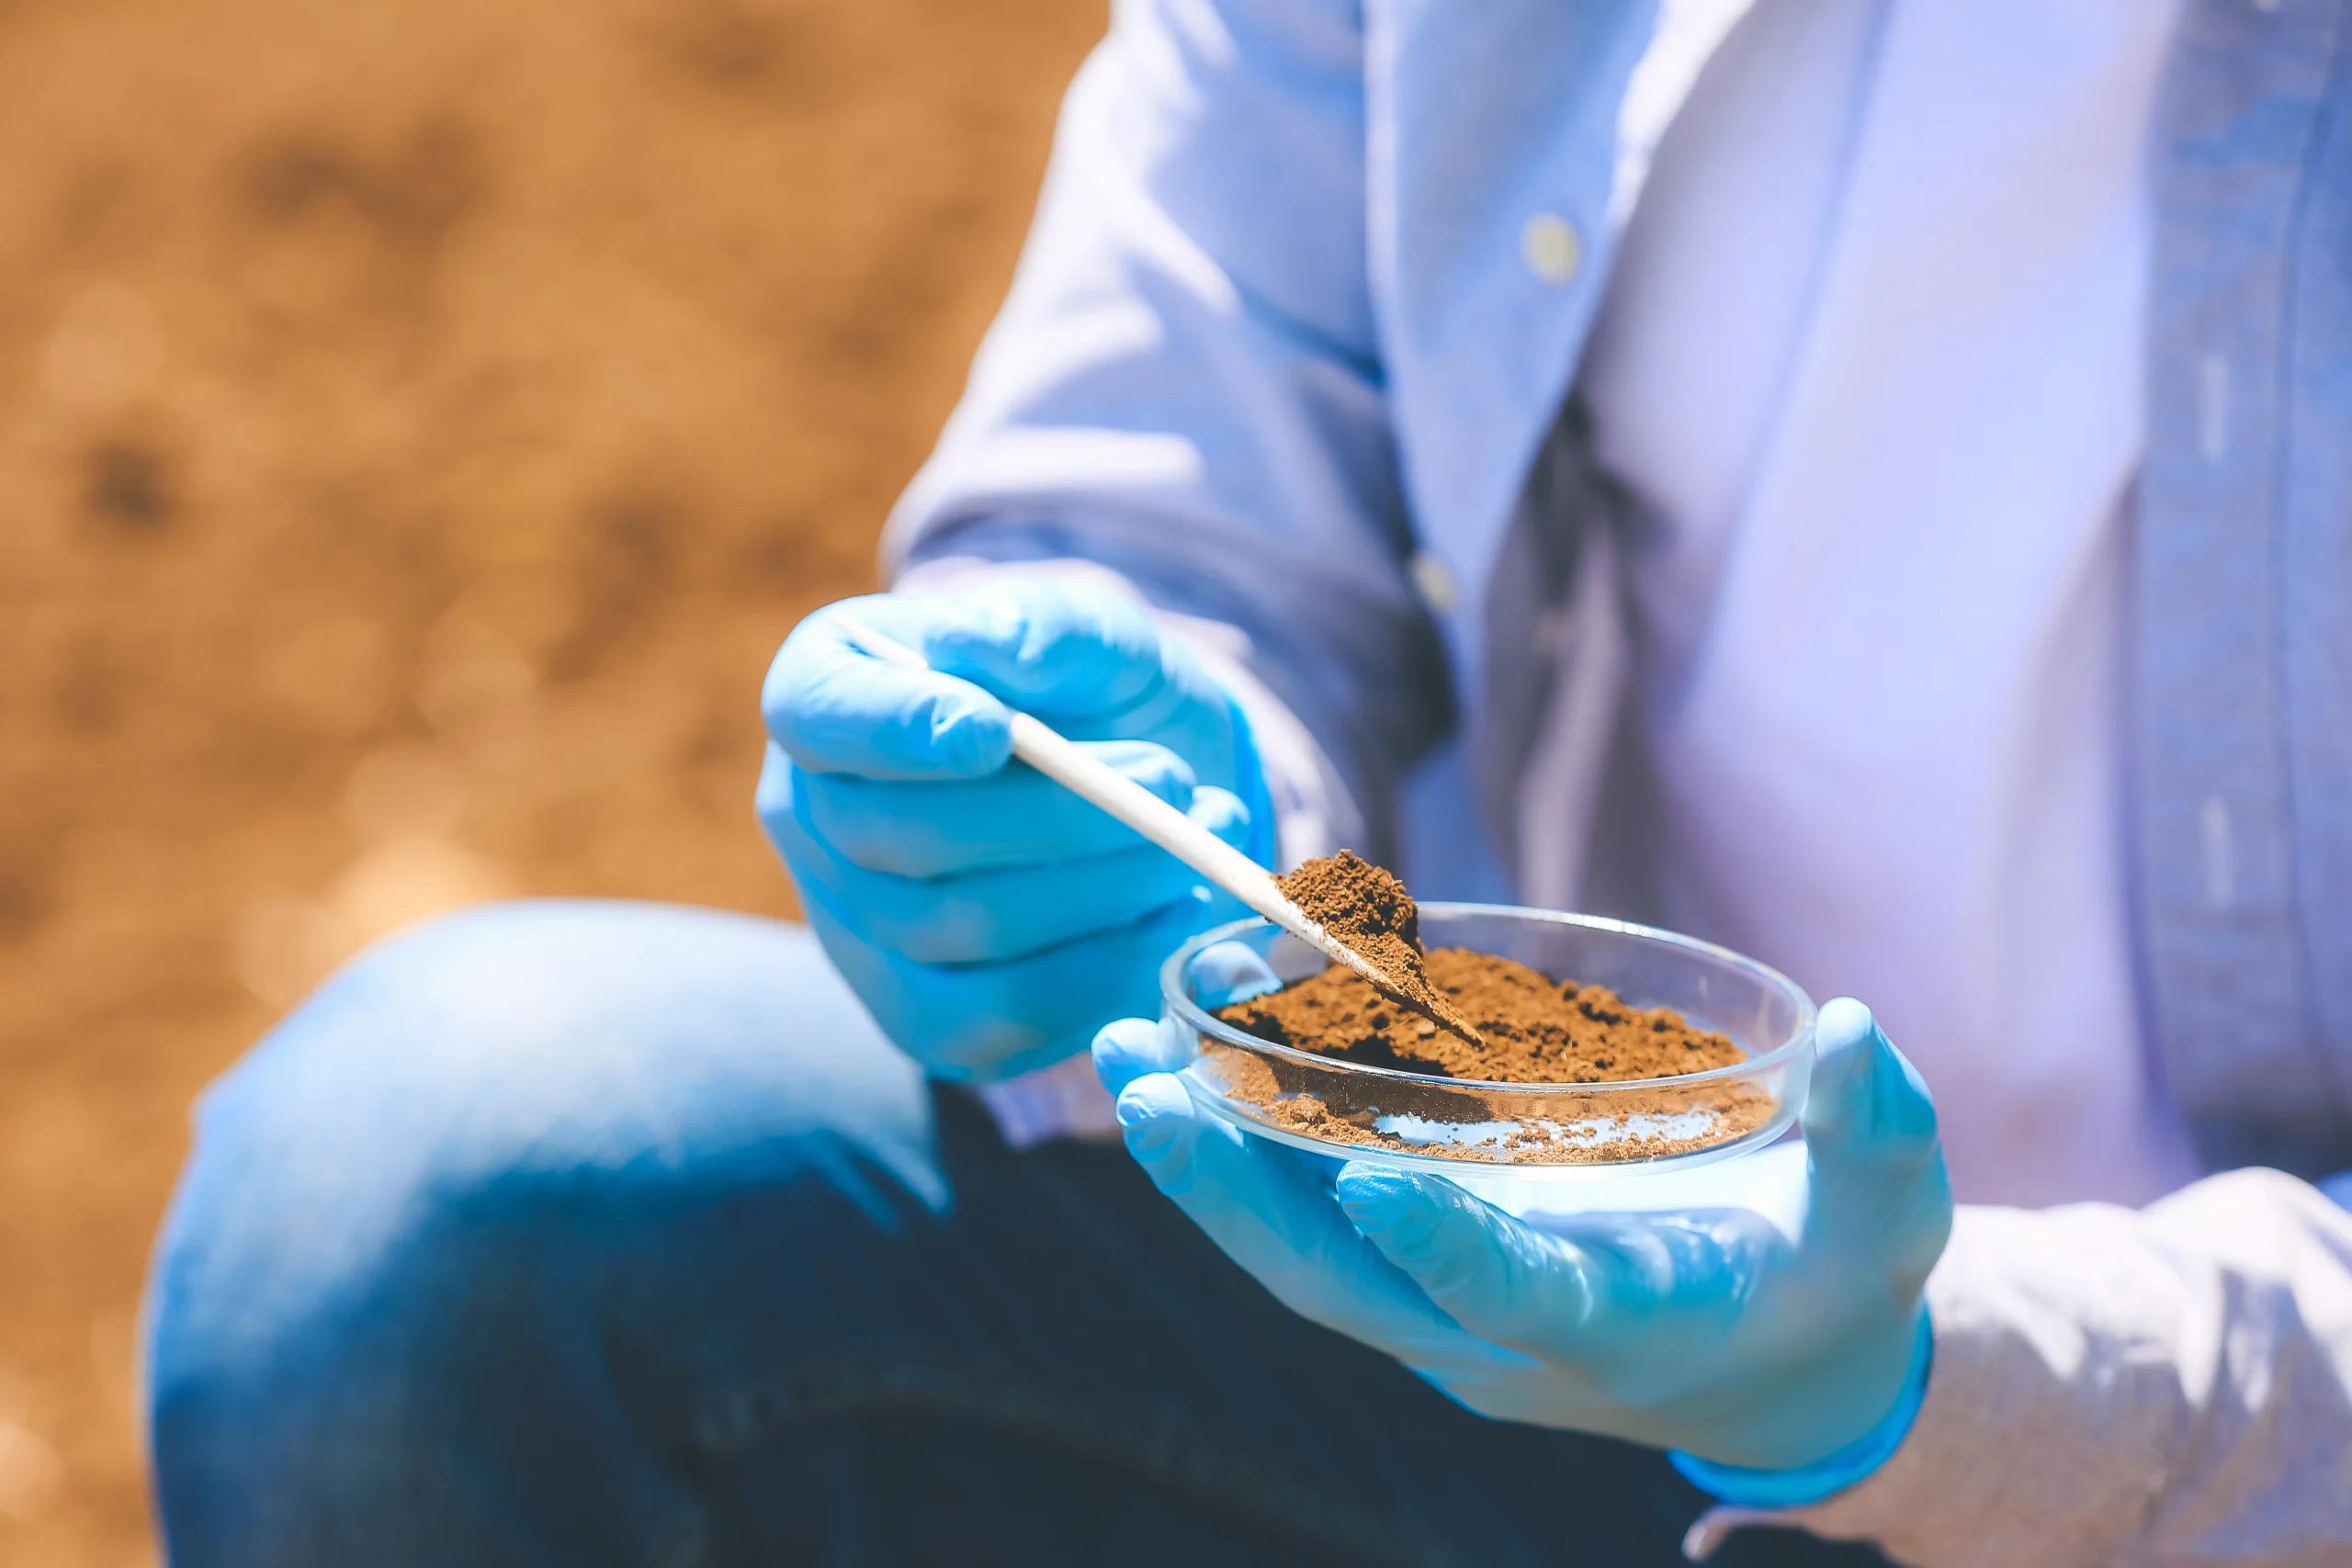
[886,0,2352,1182]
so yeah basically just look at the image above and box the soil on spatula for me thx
[1271,851,1473,1039]
[1236,852,1741,1085]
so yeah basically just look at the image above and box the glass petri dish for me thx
[1160,903,1816,1181]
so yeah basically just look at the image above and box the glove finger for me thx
[1184,940,1283,1009]
[1334,1168,1599,1354]
[1802,998,1952,1271]
[922,582,1243,785]
[1802,999,1939,1158]
[795,739,1198,877]
[763,595,1020,781]
[1092,1001,1319,1158]
[1091,1015,1194,1100]
[778,785,1252,964]
[1116,1076,1485,1358]
[1337,1166,1777,1367]
[800,880,1224,1082]
[921,579,1168,717]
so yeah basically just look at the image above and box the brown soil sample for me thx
[1206,957,1769,1164]
[1216,853,1770,1165]
[1220,949,1741,1084]
[1275,851,1482,1043]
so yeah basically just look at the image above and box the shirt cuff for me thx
[974,1052,1122,1149]
[1672,1312,1933,1514]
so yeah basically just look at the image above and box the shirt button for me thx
[1408,549,1459,615]
[1521,212,1582,284]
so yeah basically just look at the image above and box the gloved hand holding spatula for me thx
[758,578,1282,1081]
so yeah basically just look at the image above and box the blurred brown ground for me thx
[0,1,1102,1560]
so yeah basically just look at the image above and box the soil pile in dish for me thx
[1234,851,1739,1084]
[1220,950,1739,1083]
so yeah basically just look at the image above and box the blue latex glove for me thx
[1094,993,1952,1478]
[758,580,1273,1082]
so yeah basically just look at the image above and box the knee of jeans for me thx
[146,900,941,1464]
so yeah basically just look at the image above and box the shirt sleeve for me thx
[1688,1168,2352,1567]
[881,0,1453,855]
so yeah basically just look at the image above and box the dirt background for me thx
[0,1,1102,1560]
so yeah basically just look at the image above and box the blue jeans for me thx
[146,900,1892,1568]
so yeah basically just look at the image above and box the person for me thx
[145,1,2352,1563]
